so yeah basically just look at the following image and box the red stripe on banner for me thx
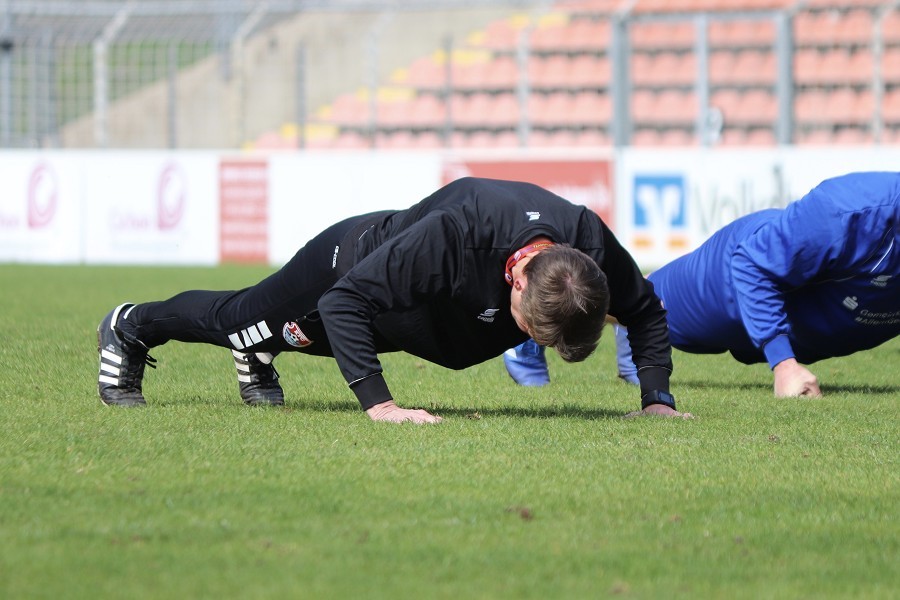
[219,159,269,264]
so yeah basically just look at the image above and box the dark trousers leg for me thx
[122,214,371,356]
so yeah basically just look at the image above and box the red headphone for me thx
[505,241,555,285]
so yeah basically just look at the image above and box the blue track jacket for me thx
[649,171,900,368]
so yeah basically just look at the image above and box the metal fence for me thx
[3,0,900,149]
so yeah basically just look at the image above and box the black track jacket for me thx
[317,177,672,410]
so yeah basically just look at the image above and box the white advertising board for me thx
[268,151,442,265]
[0,152,84,263]
[616,147,900,270]
[82,152,219,265]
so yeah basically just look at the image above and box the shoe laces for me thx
[113,324,158,375]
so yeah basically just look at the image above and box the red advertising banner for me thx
[219,159,268,263]
[442,158,614,225]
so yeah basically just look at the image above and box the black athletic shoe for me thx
[232,350,284,406]
[97,303,156,407]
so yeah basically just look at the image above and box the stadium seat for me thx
[824,88,859,124]
[737,89,778,124]
[794,89,830,125]
[407,56,446,90]
[569,55,611,88]
[571,91,612,126]
[565,18,611,52]
[333,131,370,149]
[631,90,658,121]
[573,128,611,146]
[531,92,575,126]
[883,9,900,46]
[529,55,573,89]
[529,128,579,147]
[793,49,822,85]
[795,128,833,146]
[408,94,447,128]
[711,89,743,122]
[730,50,776,85]
[488,93,521,127]
[709,19,775,47]
[487,56,519,89]
[833,126,872,145]
[744,127,776,146]
[709,51,738,85]
[658,128,695,146]
[631,128,663,146]
[881,88,900,122]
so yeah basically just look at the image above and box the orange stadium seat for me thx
[450,93,493,126]
[488,93,521,127]
[654,90,697,124]
[709,19,775,47]
[744,128,776,146]
[411,131,445,149]
[330,93,370,126]
[833,127,872,145]
[569,55,611,88]
[574,128,611,146]
[881,88,900,122]
[333,131,370,149]
[793,49,822,85]
[481,19,523,50]
[711,89,743,122]
[658,128,694,146]
[530,22,568,52]
[883,9,900,45]
[531,92,576,125]
[659,52,696,86]
[529,55,572,88]
[824,88,859,124]
[487,56,519,89]
[571,91,612,125]
[408,94,447,127]
[794,89,830,125]
[882,48,900,82]
[853,89,875,124]
[631,128,663,146]
[847,51,874,85]
[709,51,739,85]
[377,99,414,127]
[407,56,445,90]
[738,89,778,124]
[730,50,776,85]
[529,129,579,147]
[795,128,833,146]
[631,90,658,121]
[630,53,656,86]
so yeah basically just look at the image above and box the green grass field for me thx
[1,264,897,599]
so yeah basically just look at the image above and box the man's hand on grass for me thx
[366,400,443,424]
[773,358,822,398]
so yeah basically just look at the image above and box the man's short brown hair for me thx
[520,245,609,362]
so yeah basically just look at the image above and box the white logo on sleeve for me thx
[871,275,891,288]
[478,308,500,323]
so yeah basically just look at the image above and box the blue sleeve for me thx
[730,172,900,368]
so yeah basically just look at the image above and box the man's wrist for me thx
[641,390,676,411]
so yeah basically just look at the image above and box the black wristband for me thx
[641,390,676,410]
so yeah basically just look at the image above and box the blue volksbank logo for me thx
[633,175,687,230]
[632,174,689,253]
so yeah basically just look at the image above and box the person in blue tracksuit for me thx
[505,171,900,397]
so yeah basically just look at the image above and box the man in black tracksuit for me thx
[97,177,681,422]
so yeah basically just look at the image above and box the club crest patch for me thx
[283,321,313,348]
